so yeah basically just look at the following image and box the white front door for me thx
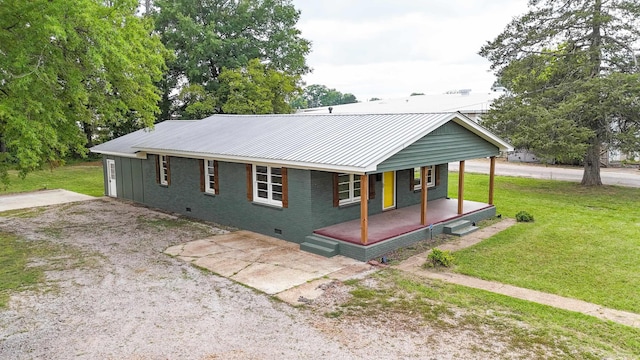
[106,159,117,197]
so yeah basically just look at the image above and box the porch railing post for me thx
[489,156,496,205]
[458,160,465,214]
[360,174,368,245]
[420,166,428,225]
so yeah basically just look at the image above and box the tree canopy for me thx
[0,0,166,180]
[179,59,301,117]
[480,0,640,185]
[291,84,359,109]
[153,0,310,117]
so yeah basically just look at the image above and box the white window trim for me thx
[338,173,361,205]
[253,164,283,207]
[204,159,216,194]
[159,155,169,186]
[414,166,435,191]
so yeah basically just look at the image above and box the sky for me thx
[291,0,530,100]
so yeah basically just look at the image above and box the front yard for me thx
[449,173,640,314]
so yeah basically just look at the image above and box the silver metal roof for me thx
[90,121,197,158]
[91,113,513,173]
[298,92,500,115]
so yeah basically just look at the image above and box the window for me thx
[156,155,170,186]
[338,173,361,205]
[413,166,435,190]
[253,165,284,206]
[203,159,217,194]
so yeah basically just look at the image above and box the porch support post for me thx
[360,174,369,245]
[420,166,428,225]
[489,156,496,205]
[458,160,465,214]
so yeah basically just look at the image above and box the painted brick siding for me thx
[141,156,314,244]
[105,155,451,247]
[308,165,448,230]
[309,171,384,230]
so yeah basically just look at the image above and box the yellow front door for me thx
[383,171,395,210]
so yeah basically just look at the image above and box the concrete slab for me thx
[276,278,335,304]
[165,230,375,301]
[193,256,251,277]
[231,262,314,294]
[180,239,229,257]
[0,189,96,212]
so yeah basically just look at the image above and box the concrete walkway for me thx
[165,230,375,301]
[394,219,640,329]
[0,189,96,212]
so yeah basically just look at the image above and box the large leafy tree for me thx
[153,0,310,117]
[217,59,300,115]
[0,0,166,180]
[480,0,640,185]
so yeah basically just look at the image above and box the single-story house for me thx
[91,112,513,261]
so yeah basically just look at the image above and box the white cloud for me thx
[292,0,530,99]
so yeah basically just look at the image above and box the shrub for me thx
[425,248,455,268]
[515,211,534,222]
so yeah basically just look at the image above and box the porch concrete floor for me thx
[165,230,374,296]
[314,198,492,245]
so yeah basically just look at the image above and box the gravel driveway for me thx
[0,199,521,359]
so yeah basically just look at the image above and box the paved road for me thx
[449,159,640,188]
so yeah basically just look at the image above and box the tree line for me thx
[2,0,639,186]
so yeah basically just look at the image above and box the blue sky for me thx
[291,0,529,100]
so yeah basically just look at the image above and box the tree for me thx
[291,84,359,109]
[216,59,300,114]
[153,0,310,119]
[480,0,640,186]
[0,0,165,181]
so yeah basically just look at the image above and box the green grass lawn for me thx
[341,270,640,358]
[0,233,45,308]
[0,162,104,197]
[448,172,640,314]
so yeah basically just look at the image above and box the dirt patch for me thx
[1,199,530,359]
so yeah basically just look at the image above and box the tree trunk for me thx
[83,121,94,148]
[581,137,602,186]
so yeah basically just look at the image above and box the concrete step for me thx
[443,220,472,234]
[449,226,479,237]
[300,235,340,257]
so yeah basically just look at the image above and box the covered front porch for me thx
[314,198,492,245]
[301,157,499,261]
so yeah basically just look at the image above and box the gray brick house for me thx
[91,113,512,261]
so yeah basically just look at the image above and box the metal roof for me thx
[298,92,501,115]
[90,120,197,158]
[91,113,513,173]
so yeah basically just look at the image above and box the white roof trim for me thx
[91,149,148,159]
[452,114,514,151]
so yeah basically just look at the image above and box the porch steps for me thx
[300,235,340,258]
[443,220,479,237]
